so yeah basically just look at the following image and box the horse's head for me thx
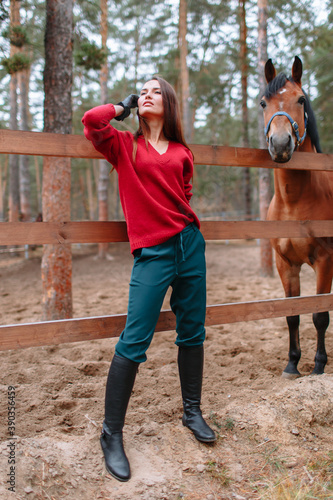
[260,56,308,163]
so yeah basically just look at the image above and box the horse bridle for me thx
[264,110,308,148]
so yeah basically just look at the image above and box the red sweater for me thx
[82,104,200,253]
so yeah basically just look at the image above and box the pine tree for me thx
[257,0,273,276]
[8,0,21,223]
[98,0,111,258]
[178,0,191,142]
[239,0,251,220]
[41,0,73,320]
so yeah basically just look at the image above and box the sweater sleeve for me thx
[82,103,123,167]
[183,150,194,202]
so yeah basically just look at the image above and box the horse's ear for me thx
[265,59,276,83]
[292,56,302,84]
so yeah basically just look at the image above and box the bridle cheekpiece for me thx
[265,110,308,148]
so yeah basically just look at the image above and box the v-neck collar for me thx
[148,140,170,156]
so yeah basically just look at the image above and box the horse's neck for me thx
[273,137,314,204]
[274,169,310,205]
[299,135,316,153]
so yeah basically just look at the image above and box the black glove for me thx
[114,94,139,121]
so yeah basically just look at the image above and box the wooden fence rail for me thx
[1,220,333,245]
[1,294,333,352]
[1,128,333,171]
[1,129,333,352]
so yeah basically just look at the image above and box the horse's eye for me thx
[298,96,306,105]
[260,99,266,109]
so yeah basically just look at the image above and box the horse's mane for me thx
[263,72,322,153]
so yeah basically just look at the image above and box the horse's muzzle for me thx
[268,132,294,163]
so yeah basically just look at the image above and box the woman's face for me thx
[138,80,164,119]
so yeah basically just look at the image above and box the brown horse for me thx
[261,56,333,378]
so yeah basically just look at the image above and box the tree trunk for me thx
[19,65,31,222]
[34,156,42,215]
[79,172,89,220]
[17,0,32,222]
[9,73,19,223]
[178,0,191,142]
[98,0,110,258]
[8,0,20,223]
[0,156,8,222]
[86,166,95,221]
[239,0,251,220]
[257,0,273,276]
[42,0,73,320]
[258,0,268,145]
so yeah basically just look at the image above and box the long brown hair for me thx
[132,76,192,161]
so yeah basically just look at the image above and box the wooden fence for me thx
[1,129,333,352]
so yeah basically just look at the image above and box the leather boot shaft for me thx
[104,354,139,430]
[178,345,204,405]
[101,354,139,481]
[178,346,216,443]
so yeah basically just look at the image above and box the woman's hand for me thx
[114,94,139,121]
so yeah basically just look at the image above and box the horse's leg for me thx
[312,258,333,375]
[312,311,329,374]
[275,254,302,378]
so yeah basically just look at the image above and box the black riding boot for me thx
[100,354,139,482]
[178,346,216,443]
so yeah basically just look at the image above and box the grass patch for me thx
[206,460,231,486]
[251,451,333,499]
[225,417,235,431]
[209,411,235,432]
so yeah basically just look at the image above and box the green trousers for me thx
[115,223,206,363]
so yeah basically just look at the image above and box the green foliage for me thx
[75,41,107,71]
[155,47,180,85]
[0,0,8,23]
[2,25,30,47]
[310,16,333,153]
[74,0,101,27]
[1,53,30,74]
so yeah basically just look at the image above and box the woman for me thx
[82,77,216,482]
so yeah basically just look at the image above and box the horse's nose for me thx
[269,132,292,151]
[269,132,294,163]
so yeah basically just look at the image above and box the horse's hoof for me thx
[312,360,326,375]
[311,369,325,376]
[281,371,301,380]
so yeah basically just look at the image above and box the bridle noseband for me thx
[265,110,308,148]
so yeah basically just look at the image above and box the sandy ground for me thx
[0,241,332,500]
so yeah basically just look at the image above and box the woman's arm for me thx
[114,104,127,118]
[82,104,122,165]
[183,152,194,202]
[114,95,139,121]
[82,103,118,131]
[82,96,138,166]
[82,92,138,130]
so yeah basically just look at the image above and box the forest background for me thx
[0,0,332,227]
